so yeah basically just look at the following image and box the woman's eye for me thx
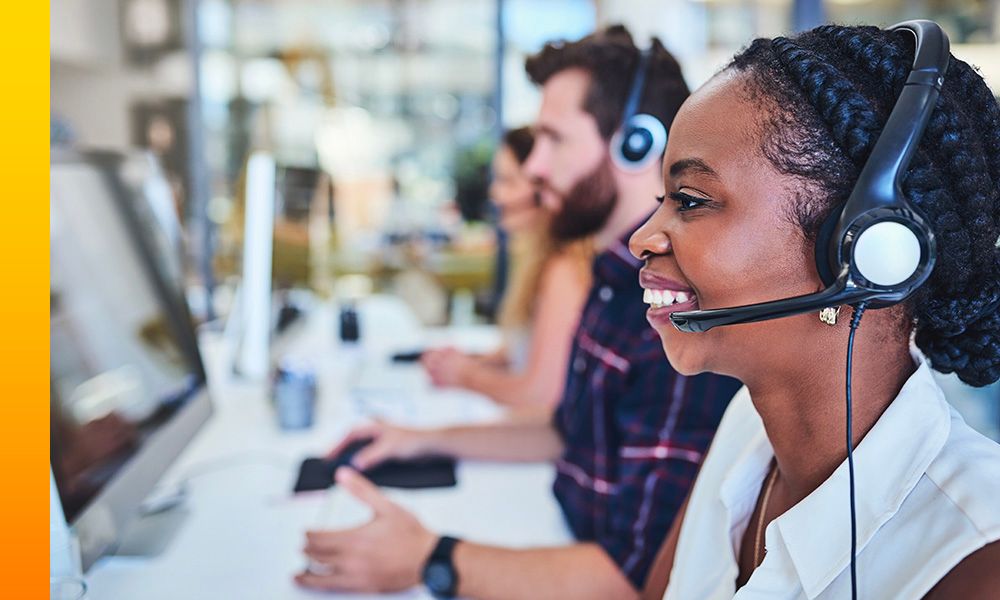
[669,191,709,212]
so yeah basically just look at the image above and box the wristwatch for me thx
[422,535,461,598]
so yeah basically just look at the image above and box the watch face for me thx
[424,562,455,593]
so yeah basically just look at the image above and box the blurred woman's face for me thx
[628,72,827,379]
[490,145,540,233]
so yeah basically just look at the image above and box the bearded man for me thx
[296,25,741,600]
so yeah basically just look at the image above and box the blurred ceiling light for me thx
[430,93,460,121]
[201,51,238,103]
[357,24,391,51]
[315,106,388,178]
[199,0,233,49]
[207,195,234,224]
[241,58,289,103]
[123,0,172,48]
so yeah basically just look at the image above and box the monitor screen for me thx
[50,155,205,523]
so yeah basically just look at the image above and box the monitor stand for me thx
[114,504,190,559]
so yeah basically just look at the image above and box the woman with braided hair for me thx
[631,23,1000,599]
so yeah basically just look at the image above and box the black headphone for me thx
[670,20,949,333]
[610,46,668,171]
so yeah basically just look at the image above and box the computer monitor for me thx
[50,149,212,569]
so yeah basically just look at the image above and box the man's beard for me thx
[543,159,618,242]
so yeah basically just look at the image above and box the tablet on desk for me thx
[293,440,457,493]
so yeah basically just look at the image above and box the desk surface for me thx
[86,297,573,599]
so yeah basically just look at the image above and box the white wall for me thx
[50,0,192,150]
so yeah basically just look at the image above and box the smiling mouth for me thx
[643,288,697,309]
[643,288,700,316]
[638,270,700,316]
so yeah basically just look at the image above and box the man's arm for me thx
[330,410,565,469]
[453,541,638,600]
[453,254,588,408]
[424,418,565,462]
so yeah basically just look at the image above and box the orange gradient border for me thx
[1,2,48,596]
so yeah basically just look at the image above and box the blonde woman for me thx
[422,127,592,408]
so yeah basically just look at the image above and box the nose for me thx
[629,210,672,261]
[522,138,548,181]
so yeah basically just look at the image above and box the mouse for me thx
[292,439,373,493]
[328,438,372,469]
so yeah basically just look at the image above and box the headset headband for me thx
[837,21,948,234]
[622,49,651,124]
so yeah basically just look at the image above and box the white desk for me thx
[86,296,573,599]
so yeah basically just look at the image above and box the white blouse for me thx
[665,355,1000,599]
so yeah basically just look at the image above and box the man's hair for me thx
[525,24,690,140]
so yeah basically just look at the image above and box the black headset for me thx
[666,21,950,600]
[670,20,949,334]
[610,46,668,171]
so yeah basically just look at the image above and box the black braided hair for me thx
[728,25,1000,386]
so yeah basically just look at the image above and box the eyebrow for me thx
[668,158,721,181]
[534,124,563,142]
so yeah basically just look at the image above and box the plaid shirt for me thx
[552,222,742,588]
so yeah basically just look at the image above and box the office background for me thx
[50,0,1000,445]
[40,2,1000,598]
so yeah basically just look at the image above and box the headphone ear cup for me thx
[814,205,844,287]
[610,114,667,171]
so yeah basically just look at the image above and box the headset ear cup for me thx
[814,205,843,287]
[611,114,667,171]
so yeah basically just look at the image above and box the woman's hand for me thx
[421,347,477,388]
[327,421,434,470]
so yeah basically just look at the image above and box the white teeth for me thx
[643,288,696,308]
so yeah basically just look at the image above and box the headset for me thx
[666,21,950,599]
[610,47,668,172]
[669,20,948,334]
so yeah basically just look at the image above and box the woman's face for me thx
[629,72,829,379]
[490,145,540,233]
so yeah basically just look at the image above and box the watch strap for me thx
[429,535,460,562]
[423,535,461,598]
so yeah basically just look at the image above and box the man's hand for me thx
[422,347,476,388]
[328,421,434,470]
[295,468,438,593]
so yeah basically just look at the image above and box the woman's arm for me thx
[436,253,588,407]
[924,540,1000,599]
[329,410,565,469]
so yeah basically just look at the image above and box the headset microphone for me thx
[669,20,947,335]
[669,271,874,333]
